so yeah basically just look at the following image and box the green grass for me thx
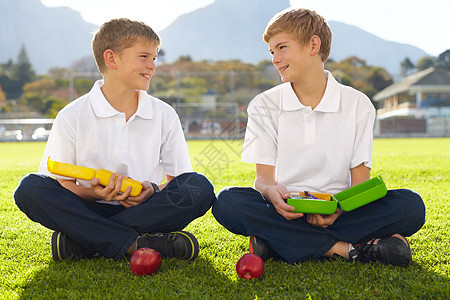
[1,138,449,299]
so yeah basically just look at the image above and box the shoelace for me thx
[352,240,382,261]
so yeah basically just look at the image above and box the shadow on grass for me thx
[17,255,239,299]
[17,253,450,299]
[279,258,450,298]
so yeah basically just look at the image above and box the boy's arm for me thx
[57,173,133,203]
[350,163,371,187]
[164,175,175,185]
[255,164,303,220]
[57,179,99,201]
[118,174,175,208]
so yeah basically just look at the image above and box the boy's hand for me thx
[267,185,304,220]
[255,164,303,220]
[91,173,132,202]
[119,181,154,208]
[307,208,342,228]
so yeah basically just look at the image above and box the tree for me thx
[368,67,393,91]
[437,49,450,71]
[12,45,35,91]
[0,59,22,98]
[175,55,193,63]
[417,56,435,71]
[43,96,68,118]
[414,50,450,72]
[48,67,70,80]
[23,78,55,97]
[341,56,367,68]
[400,57,415,77]
[22,78,55,112]
[157,48,166,63]
[0,83,6,103]
[73,78,95,96]
[326,55,393,100]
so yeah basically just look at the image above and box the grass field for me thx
[0,138,449,299]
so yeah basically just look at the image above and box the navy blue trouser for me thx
[14,172,215,260]
[213,187,425,264]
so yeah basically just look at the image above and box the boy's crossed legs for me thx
[213,187,425,266]
[14,172,215,261]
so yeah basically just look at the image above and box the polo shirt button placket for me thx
[304,111,316,145]
[117,115,129,155]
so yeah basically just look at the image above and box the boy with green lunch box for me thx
[212,8,425,266]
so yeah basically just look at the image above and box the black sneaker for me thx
[249,236,274,261]
[51,231,97,261]
[349,235,412,266]
[136,231,199,261]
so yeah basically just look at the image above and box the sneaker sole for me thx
[51,231,63,261]
[173,231,199,261]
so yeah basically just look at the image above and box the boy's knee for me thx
[216,186,233,201]
[215,187,238,207]
[14,173,45,213]
[179,172,211,188]
[397,189,425,217]
[189,172,215,198]
[175,172,215,210]
[14,173,40,203]
[15,173,59,207]
[404,189,426,230]
[391,189,426,233]
[213,187,245,218]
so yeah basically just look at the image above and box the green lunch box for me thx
[287,176,387,214]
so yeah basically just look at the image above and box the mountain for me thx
[0,0,429,76]
[328,21,427,76]
[0,0,97,74]
[159,0,428,76]
[159,0,290,64]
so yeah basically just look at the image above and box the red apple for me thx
[130,248,162,276]
[236,253,264,279]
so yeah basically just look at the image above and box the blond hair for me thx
[92,18,160,73]
[263,8,332,62]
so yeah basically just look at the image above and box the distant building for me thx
[373,68,450,136]
[200,90,217,109]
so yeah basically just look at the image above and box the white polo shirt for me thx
[242,71,375,194]
[39,80,192,204]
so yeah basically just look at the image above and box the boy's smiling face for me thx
[268,32,312,83]
[113,40,159,91]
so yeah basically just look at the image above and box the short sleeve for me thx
[159,112,193,176]
[242,94,279,166]
[38,110,77,177]
[351,95,375,170]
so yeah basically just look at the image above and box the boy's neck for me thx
[100,80,139,121]
[291,69,327,110]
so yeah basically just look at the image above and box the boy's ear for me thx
[309,35,321,57]
[103,49,118,70]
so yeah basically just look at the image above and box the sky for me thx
[41,0,450,56]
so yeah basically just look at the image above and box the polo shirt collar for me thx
[281,71,340,112]
[89,80,154,119]
[135,90,154,120]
